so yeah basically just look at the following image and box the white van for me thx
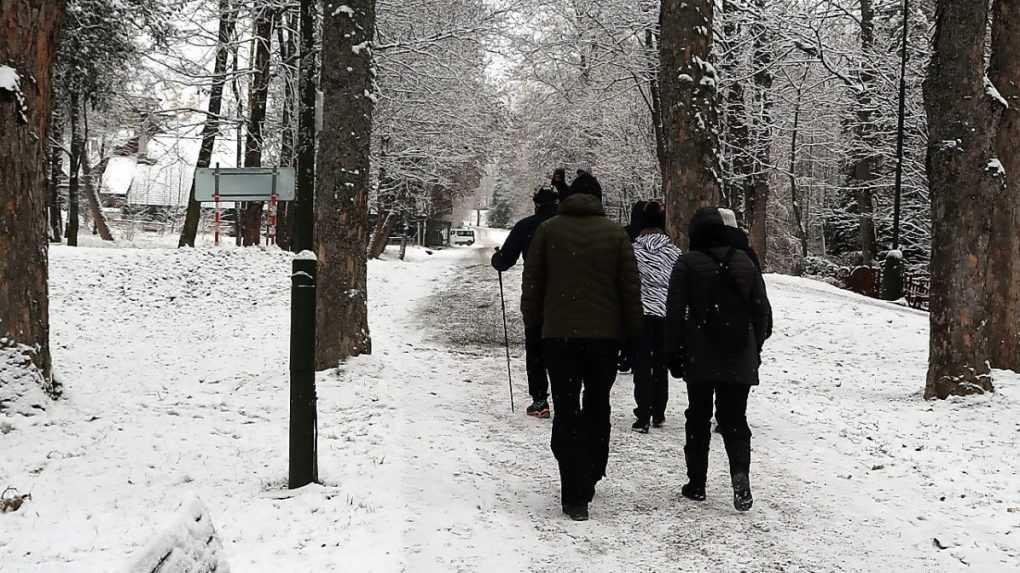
[450,228,476,246]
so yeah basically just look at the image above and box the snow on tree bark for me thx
[0,0,64,384]
[179,0,235,249]
[315,0,376,368]
[923,0,1003,399]
[658,0,722,247]
[987,0,1020,372]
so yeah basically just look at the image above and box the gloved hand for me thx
[667,352,686,379]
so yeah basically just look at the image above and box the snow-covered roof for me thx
[101,133,238,207]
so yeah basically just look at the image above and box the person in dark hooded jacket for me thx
[665,207,772,512]
[492,186,559,417]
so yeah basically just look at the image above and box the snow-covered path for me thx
[2,239,1018,571]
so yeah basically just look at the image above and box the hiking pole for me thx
[497,271,515,413]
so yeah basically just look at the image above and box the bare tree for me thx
[241,4,274,246]
[315,0,377,368]
[0,0,65,383]
[923,0,1002,399]
[179,0,236,248]
[659,0,722,244]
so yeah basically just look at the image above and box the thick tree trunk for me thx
[849,0,880,266]
[644,28,669,197]
[658,0,722,247]
[67,91,81,246]
[923,0,1002,399]
[48,106,63,242]
[0,0,64,383]
[241,5,274,246]
[292,0,316,253]
[746,0,772,262]
[179,0,234,248]
[988,0,1020,371]
[315,0,376,368]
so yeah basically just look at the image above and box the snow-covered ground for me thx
[2,234,1018,572]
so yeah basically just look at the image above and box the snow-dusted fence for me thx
[122,498,230,573]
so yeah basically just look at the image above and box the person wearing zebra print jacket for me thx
[629,202,682,433]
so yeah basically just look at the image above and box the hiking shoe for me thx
[526,399,550,418]
[652,416,665,428]
[563,503,589,521]
[732,473,753,511]
[681,482,706,501]
[631,419,650,434]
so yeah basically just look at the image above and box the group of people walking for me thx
[492,163,773,522]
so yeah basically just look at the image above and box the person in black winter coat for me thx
[664,207,773,512]
[492,186,559,417]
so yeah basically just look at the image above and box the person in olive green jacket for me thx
[521,166,643,521]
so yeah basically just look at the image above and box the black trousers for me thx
[684,382,752,486]
[544,338,618,507]
[633,315,668,421]
[525,324,549,401]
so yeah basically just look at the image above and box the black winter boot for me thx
[681,482,706,501]
[723,435,753,511]
[563,503,589,521]
[683,431,710,495]
[732,473,753,511]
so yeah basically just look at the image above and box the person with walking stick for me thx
[492,185,559,417]
[521,163,643,521]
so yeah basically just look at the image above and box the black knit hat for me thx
[641,201,666,230]
[533,186,558,205]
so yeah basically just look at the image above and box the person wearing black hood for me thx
[492,186,560,418]
[664,207,772,512]
[625,200,648,243]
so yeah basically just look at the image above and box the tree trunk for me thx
[923,0,1002,399]
[275,7,298,250]
[241,5,274,246]
[315,0,376,368]
[658,0,722,247]
[746,0,772,264]
[789,71,808,258]
[67,91,81,246]
[368,211,397,259]
[721,0,751,220]
[80,151,113,241]
[292,0,316,253]
[179,0,234,248]
[80,103,113,241]
[645,27,669,197]
[0,0,64,384]
[988,0,1020,371]
[850,0,880,266]
[48,105,63,242]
